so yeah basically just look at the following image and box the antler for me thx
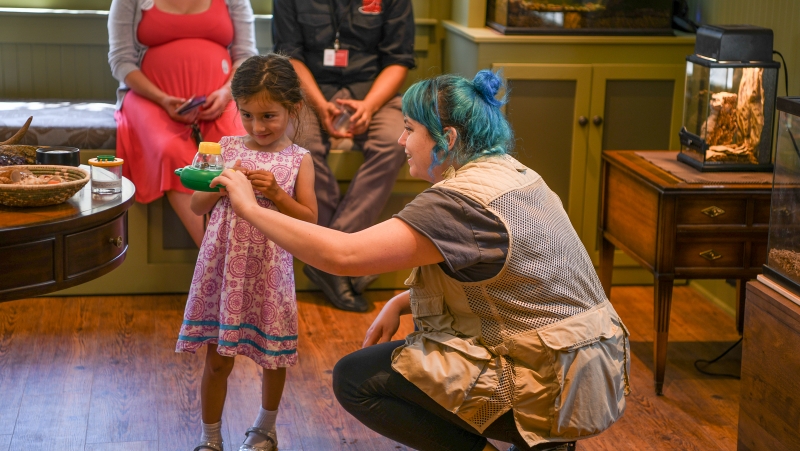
[0,116,33,145]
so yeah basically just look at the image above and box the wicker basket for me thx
[0,165,90,207]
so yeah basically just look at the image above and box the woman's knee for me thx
[332,350,362,403]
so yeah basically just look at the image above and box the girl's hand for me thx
[363,301,402,348]
[336,98,375,136]
[247,170,282,201]
[197,86,232,122]
[161,95,199,124]
[211,168,258,218]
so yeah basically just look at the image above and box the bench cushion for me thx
[0,102,116,149]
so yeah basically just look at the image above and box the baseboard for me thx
[688,279,736,317]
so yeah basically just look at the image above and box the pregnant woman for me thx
[108,0,258,247]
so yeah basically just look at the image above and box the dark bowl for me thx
[35,146,81,167]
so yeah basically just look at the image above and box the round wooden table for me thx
[0,173,135,302]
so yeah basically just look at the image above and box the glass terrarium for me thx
[486,0,673,35]
[678,25,779,172]
[763,97,800,297]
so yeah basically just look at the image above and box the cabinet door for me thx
[491,63,593,228]
[581,65,685,269]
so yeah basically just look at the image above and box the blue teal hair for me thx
[401,69,514,174]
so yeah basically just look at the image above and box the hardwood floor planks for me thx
[85,296,158,444]
[84,441,156,451]
[0,299,40,435]
[0,285,742,450]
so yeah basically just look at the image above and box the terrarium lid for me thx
[695,24,773,63]
[198,141,222,155]
[776,97,800,117]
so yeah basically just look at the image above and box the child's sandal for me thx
[238,426,277,451]
[193,440,223,451]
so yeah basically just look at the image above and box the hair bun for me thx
[472,70,505,107]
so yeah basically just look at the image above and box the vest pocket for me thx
[536,305,628,438]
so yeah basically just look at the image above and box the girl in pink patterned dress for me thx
[176,54,317,451]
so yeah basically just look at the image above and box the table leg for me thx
[654,276,674,395]
[599,236,615,299]
[735,279,747,335]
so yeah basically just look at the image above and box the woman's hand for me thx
[198,86,232,122]
[247,169,283,202]
[336,98,376,136]
[161,95,199,124]
[211,168,258,218]
[363,299,403,348]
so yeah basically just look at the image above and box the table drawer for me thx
[675,241,744,268]
[676,198,747,225]
[65,213,126,278]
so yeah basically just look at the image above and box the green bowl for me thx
[175,166,223,192]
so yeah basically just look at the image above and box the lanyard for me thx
[328,0,350,50]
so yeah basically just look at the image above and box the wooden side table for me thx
[0,175,135,302]
[737,280,800,451]
[598,151,772,394]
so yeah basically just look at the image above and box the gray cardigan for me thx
[107,0,259,106]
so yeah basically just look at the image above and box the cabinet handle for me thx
[592,115,603,126]
[699,249,722,261]
[578,116,588,126]
[701,206,726,218]
[109,236,123,248]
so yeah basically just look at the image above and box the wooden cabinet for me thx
[598,151,772,394]
[738,280,800,451]
[443,21,694,283]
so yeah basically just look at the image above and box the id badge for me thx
[323,49,349,67]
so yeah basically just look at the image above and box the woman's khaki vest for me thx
[391,155,631,448]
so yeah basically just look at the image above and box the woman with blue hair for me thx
[211,70,630,451]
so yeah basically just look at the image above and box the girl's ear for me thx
[443,126,458,151]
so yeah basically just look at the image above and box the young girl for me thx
[176,54,317,451]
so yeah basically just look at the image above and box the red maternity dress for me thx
[114,0,246,203]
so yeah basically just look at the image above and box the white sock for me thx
[200,420,222,445]
[253,406,278,432]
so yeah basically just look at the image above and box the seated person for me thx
[108,0,258,247]
[272,0,416,312]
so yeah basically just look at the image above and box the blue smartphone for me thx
[177,95,207,115]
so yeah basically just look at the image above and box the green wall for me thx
[691,0,800,96]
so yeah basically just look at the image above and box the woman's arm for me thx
[362,290,411,347]
[212,169,444,275]
[247,153,318,223]
[107,0,141,84]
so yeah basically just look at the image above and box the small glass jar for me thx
[88,155,124,194]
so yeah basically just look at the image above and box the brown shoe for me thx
[303,265,370,312]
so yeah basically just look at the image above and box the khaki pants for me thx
[294,88,407,232]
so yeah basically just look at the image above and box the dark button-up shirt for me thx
[272,0,416,100]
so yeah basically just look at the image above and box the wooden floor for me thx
[0,285,741,451]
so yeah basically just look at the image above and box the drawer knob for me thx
[109,236,123,248]
[578,116,588,126]
[699,249,723,261]
[701,206,726,218]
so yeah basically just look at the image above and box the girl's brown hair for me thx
[230,54,304,136]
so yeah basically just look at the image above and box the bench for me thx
[0,101,428,295]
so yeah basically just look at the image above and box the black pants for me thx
[332,341,541,451]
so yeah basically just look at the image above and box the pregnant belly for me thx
[141,38,232,99]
